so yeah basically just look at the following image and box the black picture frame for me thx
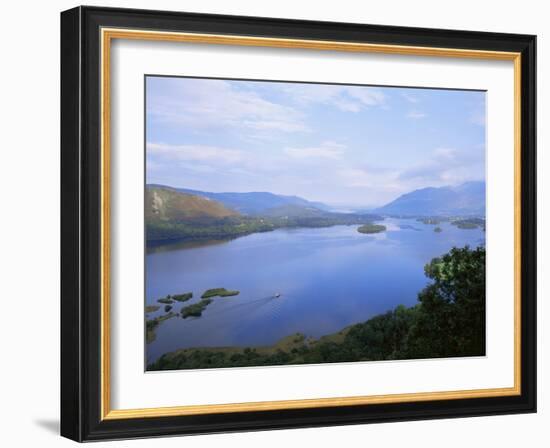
[61,5,536,442]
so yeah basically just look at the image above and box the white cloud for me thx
[334,145,483,205]
[147,141,287,179]
[346,87,385,106]
[282,84,385,112]
[433,147,457,159]
[402,92,419,103]
[470,109,486,126]
[407,110,427,119]
[284,141,345,159]
[337,168,373,187]
[332,99,362,112]
[338,167,400,190]
[398,146,484,187]
[147,142,243,164]
[148,79,308,134]
[242,119,306,133]
[146,78,485,207]
[184,164,218,174]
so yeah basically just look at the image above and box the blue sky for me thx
[146,76,485,207]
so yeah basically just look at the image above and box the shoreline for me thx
[147,322,355,369]
[146,214,485,247]
[146,221,376,247]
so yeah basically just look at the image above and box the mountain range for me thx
[145,182,485,242]
[374,181,485,216]
[148,184,329,215]
[148,181,485,220]
[145,185,382,242]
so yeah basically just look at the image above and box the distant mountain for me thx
[261,204,331,218]
[146,186,239,222]
[148,184,329,215]
[375,181,485,216]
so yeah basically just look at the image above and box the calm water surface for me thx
[145,218,485,364]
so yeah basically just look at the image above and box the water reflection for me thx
[146,237,234,255]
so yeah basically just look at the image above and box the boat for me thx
[274,293,281,298]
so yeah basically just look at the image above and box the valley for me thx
[145,182,486,243]
[146,185,383,242]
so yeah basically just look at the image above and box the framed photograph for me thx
[61,6,536,441]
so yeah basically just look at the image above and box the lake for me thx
[145,218,485,365]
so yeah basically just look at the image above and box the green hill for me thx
[146,186,239,222]
[146,186,276,242]
[148,184,330,215]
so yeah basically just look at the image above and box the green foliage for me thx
[157,297,173,304]
[146,213,386,243]
[357,224,386,234]
[201,288,240,298]
[181,299,213,318]
[145,305,160,313]
[451,217,485,229]
[172,292,193,302]
[146,217,276,242]
[219,290,239,297]
[406,246,486,358]
[148,246,486,370]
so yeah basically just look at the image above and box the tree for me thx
[406,246,486,358]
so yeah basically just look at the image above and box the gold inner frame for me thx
[100,27,522,421]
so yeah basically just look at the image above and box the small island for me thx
[450,217,485,230]
[434,226,443,233]
[148,287,240,323]
[145,305,160,314]
[201,288,240,298]
[181,299,213,318]
[357,223,386,234]
[172,292,193,302]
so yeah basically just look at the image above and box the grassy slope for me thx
[146,187,239,222]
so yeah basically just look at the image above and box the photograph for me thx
[57,5,537,442]
[144,76,487,371]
